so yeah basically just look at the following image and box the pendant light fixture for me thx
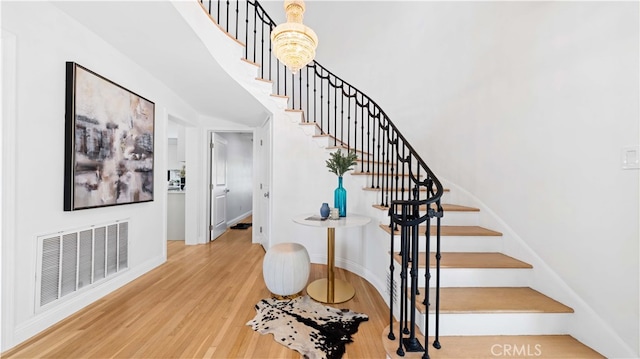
[270,0,318,74]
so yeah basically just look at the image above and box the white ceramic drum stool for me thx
[263,243,310,299]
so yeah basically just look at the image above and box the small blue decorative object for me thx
[334,177,347,217]
[320,202,330,218]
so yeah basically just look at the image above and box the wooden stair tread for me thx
[393,252,532,269]
[413,287,574,314]
[381,325,604,358]
[379,224,502,236]
[364,187,443,192]
[352,171,417,177]
[373,203,475,212]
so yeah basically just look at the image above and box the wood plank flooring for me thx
[2,220,389,358]
[1,218,604,359]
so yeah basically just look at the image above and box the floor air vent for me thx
[36,220,129,310]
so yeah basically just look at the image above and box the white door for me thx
[210,133,228,240]
[257,119,272,250]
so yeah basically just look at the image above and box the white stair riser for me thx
[418,312,571,336]
[299,124,321,136]
[390,236,503,253]
[312,136,333,148]
[393,268,532,288]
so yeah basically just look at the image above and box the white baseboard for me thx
[228,210,253,227]
[11,256,165,350]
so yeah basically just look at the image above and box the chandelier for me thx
[270,0,318,74]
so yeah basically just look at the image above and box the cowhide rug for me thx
[246,296,369,359]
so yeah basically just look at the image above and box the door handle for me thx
[225,189,230,193]
[264,192,270,198]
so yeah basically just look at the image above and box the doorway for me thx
[166,118,186,241]
[209,131,254,241]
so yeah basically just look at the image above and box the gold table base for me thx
[306,227,356,304]
[307,278,355,304]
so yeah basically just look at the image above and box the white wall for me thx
[415,2,638,357]
[0,1,201,350]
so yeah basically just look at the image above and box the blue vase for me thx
[334,177,347,217]
[320,202,330,218]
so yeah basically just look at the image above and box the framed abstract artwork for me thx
[64,62,155,211]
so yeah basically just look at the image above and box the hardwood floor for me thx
[2,220,390,358]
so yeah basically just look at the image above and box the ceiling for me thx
[54,1,269,127]
[52,0,536,137]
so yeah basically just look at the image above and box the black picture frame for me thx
[64,62,155,211]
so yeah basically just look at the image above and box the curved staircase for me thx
[185,1,605,357]
[291,119,603,357]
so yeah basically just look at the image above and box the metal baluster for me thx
[388,208,396,342]
[235,0,239,38]
[333,82,337,146]
[347,86,351,149]
[340,83,344,145]
[360,99,365,170]
[366,107,371,175]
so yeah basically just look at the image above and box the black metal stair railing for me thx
[199,1,445,357]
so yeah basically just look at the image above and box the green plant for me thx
[325,149,358,177]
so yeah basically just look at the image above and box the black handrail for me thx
[198,1,444,356]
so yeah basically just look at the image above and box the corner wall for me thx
[0,2,200,350]
[419,3,639,357]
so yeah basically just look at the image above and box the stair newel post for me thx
[404,205,425,353]
[387,207,396,341]
[423,214,431,307]
[412,184,421,298]
[396,206,407,356]
[400,219,411,335]
[433,201,443,350]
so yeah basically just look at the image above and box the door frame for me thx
[207,129,265,242]
[253,117,272,249]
